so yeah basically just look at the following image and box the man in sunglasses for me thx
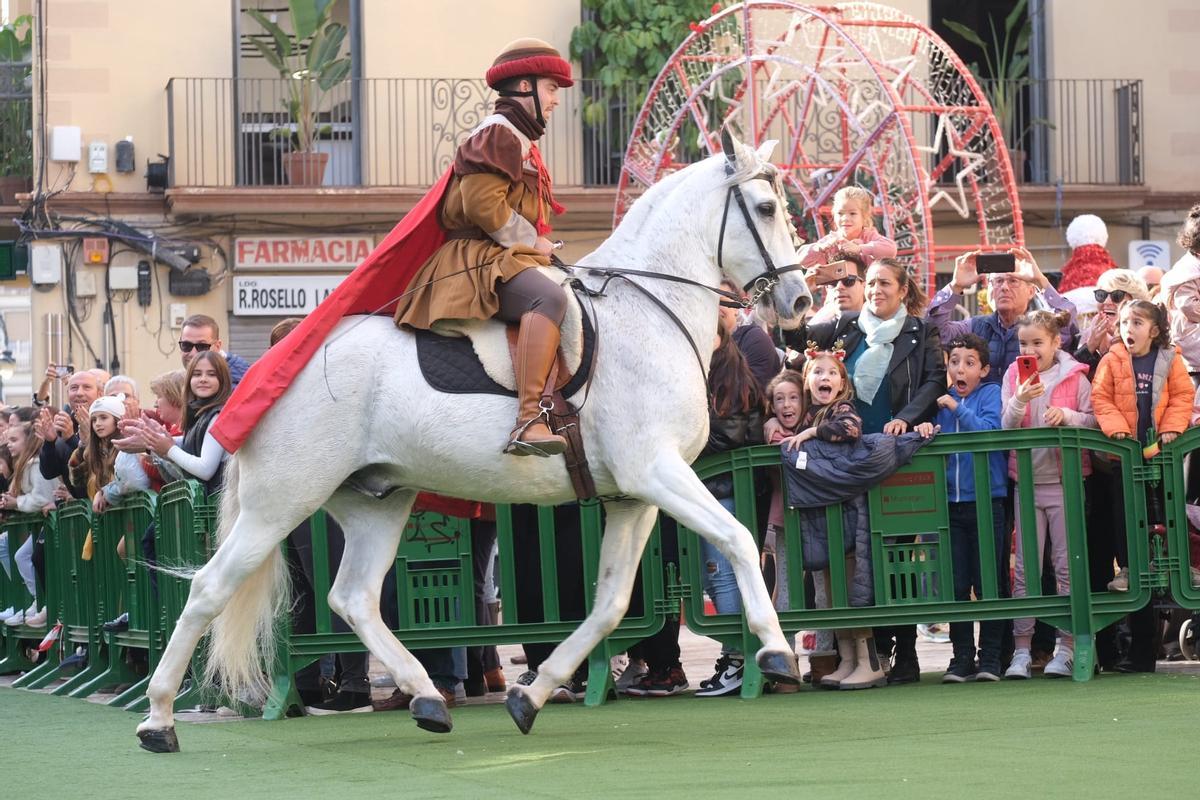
[178,314,250,387]
[926,247,1076,385]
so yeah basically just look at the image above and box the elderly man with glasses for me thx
[926,247,1077,384]
[178,314,250,387]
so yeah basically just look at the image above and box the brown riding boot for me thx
[505,312,567,457]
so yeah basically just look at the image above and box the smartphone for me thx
[53,364,74,378]
[977,252,1016,274]
[1016,355,1040,385]
[811,259,850,286]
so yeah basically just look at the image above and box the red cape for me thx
[210,168,481,519]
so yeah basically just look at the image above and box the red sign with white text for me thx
[234,236,375,270]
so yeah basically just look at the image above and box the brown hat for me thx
[486,38,573,89]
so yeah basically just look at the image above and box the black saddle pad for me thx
[415,302,594,398]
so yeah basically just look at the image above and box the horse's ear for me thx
[756,139,779,162]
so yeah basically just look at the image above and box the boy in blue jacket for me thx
[917,334,1008,683]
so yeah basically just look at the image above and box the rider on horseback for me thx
[393,38,573,458]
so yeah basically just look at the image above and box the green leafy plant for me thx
[942,0,1050,147]
[570,0,718,127]
[245,0,351,153]
[0,14,32,178]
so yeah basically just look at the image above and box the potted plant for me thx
[943,0,1049,182]
[246,1,351,186]
[0,15,31,205]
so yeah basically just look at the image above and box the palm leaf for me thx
[245,9,292,64]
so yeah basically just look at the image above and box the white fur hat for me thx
[89,393,126,419]
[1066,214,1108,248]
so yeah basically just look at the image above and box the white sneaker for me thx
[614,657,648,692]
[1044,650,1073,678]
[3,609,24,626]
[0,606,14,619]
[1004,649,1032,680]
[24,607,47,627]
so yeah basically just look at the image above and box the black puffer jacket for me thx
[701,407,765,499]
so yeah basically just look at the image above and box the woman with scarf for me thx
[798,257,945,684]
[391,38,574,458]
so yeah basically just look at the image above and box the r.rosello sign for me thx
[235,236,374,270]
[233,275,344,316]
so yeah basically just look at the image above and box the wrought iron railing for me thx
[165,76,647,189]
[164,76,1143,190]
[979,78,1143,185]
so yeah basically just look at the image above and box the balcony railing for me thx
[164,76,1143,191]
[165,77,646,189]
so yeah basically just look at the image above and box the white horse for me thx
[136,133,812,752]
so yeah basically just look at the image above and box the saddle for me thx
[415,274,598,499]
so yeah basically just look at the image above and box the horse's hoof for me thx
[137,727,180,753]
[505,686,538,735]
[757,649,802,685]
[410,696,453,734]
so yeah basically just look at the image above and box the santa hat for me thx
[1058,214,1118,292]
[485,38,573,89]
[89,394,126,420]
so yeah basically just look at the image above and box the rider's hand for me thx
[534,237,554,257]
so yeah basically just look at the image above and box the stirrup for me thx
[504,414,566,458]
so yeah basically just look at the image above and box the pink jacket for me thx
[1000,351,1096,482]
[799,226,897,267]
[1161,251,1200,373]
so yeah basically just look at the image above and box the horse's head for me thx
[712,131,812,329]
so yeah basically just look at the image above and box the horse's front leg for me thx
[506,499,657,734]
[638,452,799,681]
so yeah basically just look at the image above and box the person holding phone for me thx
[1000,309,1097,680]
[926,247,1076,385]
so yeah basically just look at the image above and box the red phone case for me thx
[1016,356,1039,384]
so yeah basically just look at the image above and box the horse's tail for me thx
[202,455,290,704]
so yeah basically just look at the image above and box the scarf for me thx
[494,97,565,235]
[853,306,907,404]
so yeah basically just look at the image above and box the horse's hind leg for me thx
[639,452,798,681]
[506,499,657,734]
[323,488,450,733]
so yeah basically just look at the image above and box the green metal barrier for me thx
[1159,428,1200,609]
[102,492,160,710]
[0,512,58,675]
[265,501,667,718]
[681,428,1152,689]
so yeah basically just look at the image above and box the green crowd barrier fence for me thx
[0,512,58,675]
[4,427,1196,713]
[680,428,1155,689]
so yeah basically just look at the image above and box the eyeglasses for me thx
[833,276,862,288]
[178,341,213,353]
[1093,289,1130,304]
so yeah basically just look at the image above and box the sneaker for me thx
[370,673,396,689]
[695,653,744,697]
[0,606,13,619]
[975,662,1002,682]
[4,608,27,626]
[305,690,373,716]
[1044,650,1074,678]
[24,607,47,627]
[1107,568,1129,592]
[1005,649,1032,680]
[613,657,648,692]
[549,677,585,704]
[625,667,688,697]
[515,670,538,687]
[103,612,129,632]
[371,686,455,712]
[917,623,951,643]
[941,657,977,684]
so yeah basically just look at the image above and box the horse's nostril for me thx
[793,295,812,315]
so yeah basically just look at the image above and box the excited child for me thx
[1091,300,1195,591]
[800,186,897,269]
[915,334,1008,682]
[1001,310,1096,680]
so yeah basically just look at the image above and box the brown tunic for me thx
[393,119,552,330]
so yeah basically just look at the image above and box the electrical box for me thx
[30,243,63,284]
[75,270,97,297]
[50,126,82,162]
[82,236,109,265]
[169,267,211,296]
[109,264,139,290]
[169,303,187,329]
[115,137,135,173]
[88,141,108,173]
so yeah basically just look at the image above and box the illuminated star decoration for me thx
[914,114,986,217]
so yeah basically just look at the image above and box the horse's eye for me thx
[757,201,776,217]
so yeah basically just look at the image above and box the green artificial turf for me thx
[4,673,1197,799]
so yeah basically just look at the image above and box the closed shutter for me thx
[227,315,288,363]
